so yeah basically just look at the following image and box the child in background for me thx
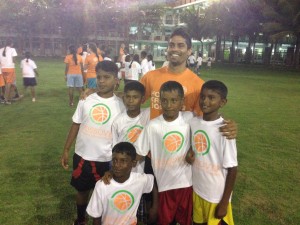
[127,54,141,84]
[87,142,156,225]
[186,80,238,225]
[140,51,149,77]
[207,57,212,69]
[20,51,39,102]
[61,61,125,225]
[64,45,84,106]
[196,52,203,74]
[134,81,193,225]
[84,42,103,91]
[147,54,156,71]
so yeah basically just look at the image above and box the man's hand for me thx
[220,119,237,139]
[215,202,228,219]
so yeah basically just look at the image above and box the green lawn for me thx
[0,58,299,225]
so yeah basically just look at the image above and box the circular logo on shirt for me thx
[111,190,134,213]
[163,131,184,153]
[89,103,111,125]
[193,130,210,155]
[126,125,143,143]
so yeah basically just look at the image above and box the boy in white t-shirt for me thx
[186,80,238,225]
[134,81,194,225]
[61,61,126,225]
[87,142,155,225]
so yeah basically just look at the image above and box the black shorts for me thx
[70,153,110,192]
[23,78,37,87]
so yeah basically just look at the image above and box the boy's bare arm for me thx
[61,123,80,170]
[185,147,195,164]
[65,64,69,80]
[148,178,158,223]
[93,217,101,225]
[215,166,238,219]
[220,119,237,139]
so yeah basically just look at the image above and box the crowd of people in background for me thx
[0,39,38,104]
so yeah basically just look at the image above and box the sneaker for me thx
[32,98,36,102]
[73,219,86,225]
[0,99,5,104]
[4,100,12,105]
[12,94,24,101]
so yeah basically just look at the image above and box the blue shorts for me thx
[67,74,83,88]
[23,78,37,87]
[87,78,97,89]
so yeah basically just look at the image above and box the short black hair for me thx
[112,142,136,160]
[160,81,184,98]
[170,28,192,49]
[95,60,118,77]
[201,80,228,99]
[124,81,145,96]
[141,51,147,58]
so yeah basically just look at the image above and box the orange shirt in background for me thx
[64,54,83,74]
[85,53,103,79]
[140,66,205,119]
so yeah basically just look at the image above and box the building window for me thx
[165,15,173,25]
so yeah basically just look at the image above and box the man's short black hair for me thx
[170,28,192,49]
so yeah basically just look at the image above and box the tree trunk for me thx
[293,33,300,69]
[215,34,222,62]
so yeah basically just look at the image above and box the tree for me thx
[261,0,300,68]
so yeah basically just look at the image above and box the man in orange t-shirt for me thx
[140,29,204,119]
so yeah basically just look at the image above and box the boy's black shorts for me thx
[70,153,110,192]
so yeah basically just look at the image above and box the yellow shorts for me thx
[193,191,234,225]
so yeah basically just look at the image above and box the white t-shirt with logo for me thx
[73,93,125,161]
[189,116,238,203]
[134,111,193,192]
[87,172,154,225]
[20,59,37,78]
[0,47,17,68]
[112,108,150,173]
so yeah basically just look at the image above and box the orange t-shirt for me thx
[140,66,204,119]
[85,53,103,79]
[64,54,83,75]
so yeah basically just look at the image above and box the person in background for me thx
[196,52,203,74]
[140,51,149,77]
[147,54,156,71]
[20,51,39,102]
[0,39,22,105]
[126,54,141,85]
[64,45,84,107]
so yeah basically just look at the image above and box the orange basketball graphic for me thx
[111,190,134,213]
[193,130,210,155]
[90,104,111,124]
[126,125,143,143]
[163,131,184,153]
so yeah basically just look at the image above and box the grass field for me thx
[0,58,299,225]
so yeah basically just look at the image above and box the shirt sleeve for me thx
[72,100,84,124]
[142,174,154,194]
[222,139,238,168]
[134,125,151,156]
[86,181,104,218]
